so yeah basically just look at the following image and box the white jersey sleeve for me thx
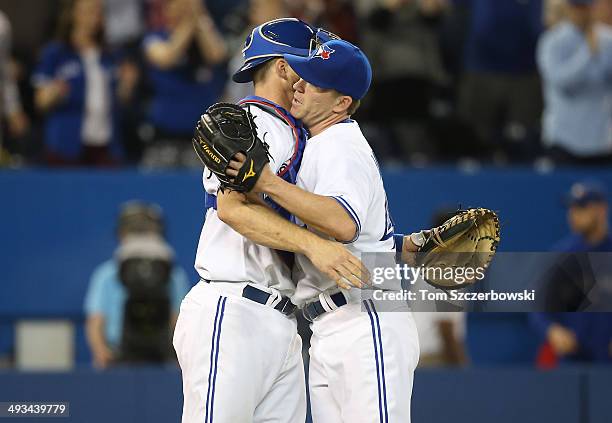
[305,138,373,242]
[293,120,396,306]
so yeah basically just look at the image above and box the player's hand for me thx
[227,152,247,177]
[227,152,275,192]
[547,323,578,356]
[305,238,370,289]
[401,234,420,265]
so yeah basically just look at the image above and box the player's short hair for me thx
[252,58,280,85]
[347,98,361,116]
[331,89,361,116]
[334,91,361,116]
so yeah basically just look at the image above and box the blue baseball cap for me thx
[232,18,316,83]
[564,180,607,207]
[283,39,372,100]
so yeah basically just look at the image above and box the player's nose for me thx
[293,78,305,92]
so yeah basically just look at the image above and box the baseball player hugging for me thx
[249,40,420,423]
[219,40,421,422]
[173,19,367,423]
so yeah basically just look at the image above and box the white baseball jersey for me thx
[292,119,397,306]
[176,97,308,423]
[291,120,419,422]
[194,97,306,296]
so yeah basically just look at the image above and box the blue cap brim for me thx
[284,53,338,92]
[232,56,278,83]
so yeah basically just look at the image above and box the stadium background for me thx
[1,0,612,422]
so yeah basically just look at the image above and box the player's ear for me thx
[332,95,352,114]
[276,59,289,80]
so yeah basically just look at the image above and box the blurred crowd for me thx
[1,0,612,168]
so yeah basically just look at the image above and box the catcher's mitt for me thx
[413,208,500,290]
[193,102,270,192]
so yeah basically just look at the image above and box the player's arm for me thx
[259,168,357,242]
[216,189,369,289]
[227,159,357,242]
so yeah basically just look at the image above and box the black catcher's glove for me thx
[193,102,270,192]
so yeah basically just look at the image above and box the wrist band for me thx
[409,231,426,248]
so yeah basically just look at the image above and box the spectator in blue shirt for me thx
[32,0,132,166]
[141,0,227,168]
[531,180,612,364]
[84,201,190,368]
[538,0,612,164]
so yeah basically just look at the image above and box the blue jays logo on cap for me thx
[283,39,372,100]
[313,45,335,60]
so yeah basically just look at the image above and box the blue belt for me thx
[303,292,347,322]
[243,285,296,315]
[201,279,296,316]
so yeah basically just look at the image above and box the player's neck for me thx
[308,113,349,137]
[253,83,292,111]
